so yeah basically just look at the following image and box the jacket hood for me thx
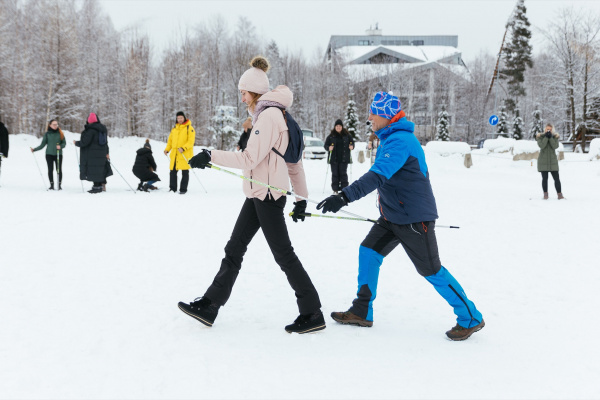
[258,85,293,109]
[84,122,107,133]
[137,147,152,155]
[176,119,191,127]
[375,117,415,140]
[536,131,560,139]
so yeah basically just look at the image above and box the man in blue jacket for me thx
[317,91,484,341]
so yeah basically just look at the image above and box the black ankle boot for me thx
[49,182,54,190]
[178,297,219,327]
[285,310,326,334]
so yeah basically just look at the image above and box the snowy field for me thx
[1,132,599,399]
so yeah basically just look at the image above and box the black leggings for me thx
[45,154,63,183]
[541,171,561,193]
[204,196,322,314]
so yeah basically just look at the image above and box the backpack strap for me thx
[266,106,287,158]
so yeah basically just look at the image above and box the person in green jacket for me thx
[31,119,66,190]
[536,123,564,200]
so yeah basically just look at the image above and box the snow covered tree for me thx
[344,92,359,141]
[435,105,450,141]
[529,106,543,138]
[500,0,533,112]
[208,105,240,150]
[497,102,509,137]
[512,108,524,140]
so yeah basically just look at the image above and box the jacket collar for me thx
[375,117,415,140]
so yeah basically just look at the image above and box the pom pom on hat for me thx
[238,56,270,95]
[370,91,402,119]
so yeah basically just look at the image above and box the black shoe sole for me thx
[446,320,485,341]
[285,323,326,334]
[178,303,213,327]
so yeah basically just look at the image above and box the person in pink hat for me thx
[74,113,112,193]
[179,56,325,334]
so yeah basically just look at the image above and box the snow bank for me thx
[513,140,539,155]
[425,141,472,168]
[483,137,515,153]
[590,138,600,160]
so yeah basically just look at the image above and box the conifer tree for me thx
[497,102,509,137]
[435,105,450,141]
[529,106,543,139]
[344,92,359,141]
[512,108,523,140]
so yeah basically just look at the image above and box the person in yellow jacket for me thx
[164,111,195,194]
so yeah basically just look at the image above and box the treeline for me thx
[1,0,599,146]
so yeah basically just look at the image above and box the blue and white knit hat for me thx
[370,91,402,119]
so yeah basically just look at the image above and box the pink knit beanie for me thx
[238,56,270,94]
[87,113,98,124]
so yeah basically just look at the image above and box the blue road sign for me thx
[489,115,499,126]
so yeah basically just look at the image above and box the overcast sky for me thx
[98,0,600,63]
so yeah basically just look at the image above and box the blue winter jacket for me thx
[342,118,438,225]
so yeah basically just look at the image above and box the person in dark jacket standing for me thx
[31,119,67,190]
[133,139,160,192]
[536,124,564,200]
[0,120,8,183]
[74,113,113,194]
[324,119,354,193]
[317,91,484,341]
[236,117,252,151]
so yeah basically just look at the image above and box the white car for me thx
[303,137,327,160]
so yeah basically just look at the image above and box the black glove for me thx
[189,149,211,169]
[291,200,307,223]
[545,131,552,138]
[317,192,349,214]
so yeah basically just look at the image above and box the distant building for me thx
[326,26,470,141]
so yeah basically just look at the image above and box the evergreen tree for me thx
[344,92,359,141]
[435,105,450,141]
[500,0,533,112]
[529,106,543,139]
[512,108,523,140]
[208,105,240,150]
[497,102,509,137]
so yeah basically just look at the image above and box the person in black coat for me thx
[0,119,9,182]
[74,113,113,194]
[236,117,253,151]
[133,139,160,191]
[324,119,355,193]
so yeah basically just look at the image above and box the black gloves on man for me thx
[291,200,307,222]
[317,192,349,214]
[189,149,211,169]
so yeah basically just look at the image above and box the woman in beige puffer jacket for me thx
[178,57,325,335]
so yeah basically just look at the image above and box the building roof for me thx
[337,45,463,65]
[344,61,470,83]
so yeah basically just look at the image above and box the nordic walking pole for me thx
[180,153,208,193]
[322,150,331,193]
[56,148,60,188]
[31,151,48,190]
[74,146,84,193]
[290,212,460,229]
[207,162,377,223]
[108,159,136,194]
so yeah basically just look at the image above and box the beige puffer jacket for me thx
[210,85,308,201]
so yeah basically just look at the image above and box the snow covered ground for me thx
[1,132,599,399]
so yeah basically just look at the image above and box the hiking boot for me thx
[149,185,158,190]
[558,192,565,200]
[137,182,144,191]
[179,190,187,195]
[543,192,549,200]
[49,182,54,190]
[446,319,485,341]
[58,182,62,191]
[178,297,219,327]
[285,310,326,334]
[88,185,103,194]
[142,183,150,192]
[330,310,373,327]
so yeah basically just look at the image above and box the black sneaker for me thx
[178,297,219,327]
[285,310,326,334]
[88,186,102,194]
[49,183,54,190]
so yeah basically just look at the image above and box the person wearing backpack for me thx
[179,56,325,334]
[74,113,112,194]
[164,111,195,194]
[324,119,354,193]
[133,139,160,191]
